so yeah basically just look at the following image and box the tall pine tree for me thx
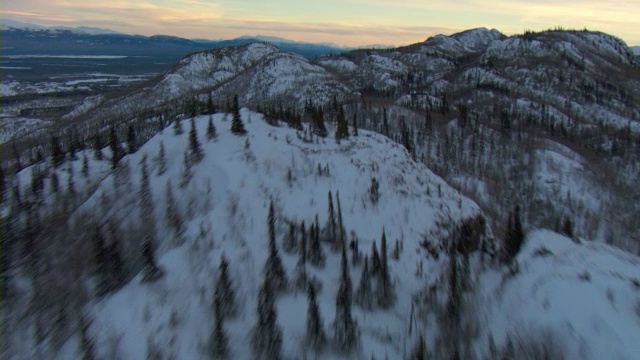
[333,244,357,352]
[252,272,283,360]
[209,296,229,359]
[230,95,247,135]
[305,283,326,350]
[376,228,395,308]
[207,115,217,140]
[265,200,287,292]
[189,118,204,163]
[108,126,124,170]
[214,254,237,318]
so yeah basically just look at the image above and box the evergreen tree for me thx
[179,150,193,188]
[370,241,381,277]
[165,180,184,239]
[209,296,229,359]
[127,124,137,154]
[265,200,287,292]
[82,153,89,178]
[66,164,76,198]
[207,93,216,114]
[562,216,575,239]
[94,226,125,296]
[155,141,167,176]
[410,334,427,360]
[333,244,357,352]
[305,283,326,350]
[108,126,124,170]
[231,95,247,135]
[214,255,237,318]
[352,112,358,137]
[354,257,373,309]
[308,218,326,268]
[92,134,103,160]
[313,107,328,137]
[139,156,156,246]
[447,254,460,324]
[503,205,524,261]
[325,191,336,245]
[173,117,184,135]
[283,222,297,253]
[207,115,217,140]
[376,228,395,308]
[78,313,96,360]
[382,108,390,137]
[189,118,204,163]
[252,273,283,360]
[335,106,349,140]
[51,135,65,167]
[294,221,308,291]
[335,191,346,250]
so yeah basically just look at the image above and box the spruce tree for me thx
[139,156,156,246]
[282,222,296,253]
[231,95,247,135]
[312,107,328,137]
[371,241,381,277]
[179,150,193,188]
[354,257,373,310]
[173,117,184,135]
[352,112,358,137]
[92,134,103,161]
[82,153,89,178]
[127,124,137,154]
[410,335,427,360]
[252,273,283,360]
[155,141,167,176]
[51,135,65,167]
[265,200,287,292]
[333,244,357,352]
[382,108,390,137]
[207,115,217,140]
[562,216,574,239]
[335,191,346,250]
[78,313,96,360]
[214,255,237,318]
[108,126,124,170]
[189,118,204,163]
[376,228,395,308]
[325,191,336,245]
[165,180,184,239]
[294,221,308,291]
[209,296,229,359]
[305,283,326,350]
[335,106,348,141]
[308,217,326,268]
[504,205,524,261]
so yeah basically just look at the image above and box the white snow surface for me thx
[478,229,640,360]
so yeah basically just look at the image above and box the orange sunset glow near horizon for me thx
[3,0,639,47]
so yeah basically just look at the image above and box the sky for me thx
[3,0,639,47]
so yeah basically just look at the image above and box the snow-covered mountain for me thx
[3,27,640,359]
[4,110,639,359]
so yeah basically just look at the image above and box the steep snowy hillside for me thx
[3,110,640,359]
[478,230,640,360]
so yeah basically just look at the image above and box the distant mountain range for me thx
[0,19,349,60]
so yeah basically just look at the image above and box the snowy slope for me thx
[478,230,640,360]
[5,111,640,359]
[42,111,480,359]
